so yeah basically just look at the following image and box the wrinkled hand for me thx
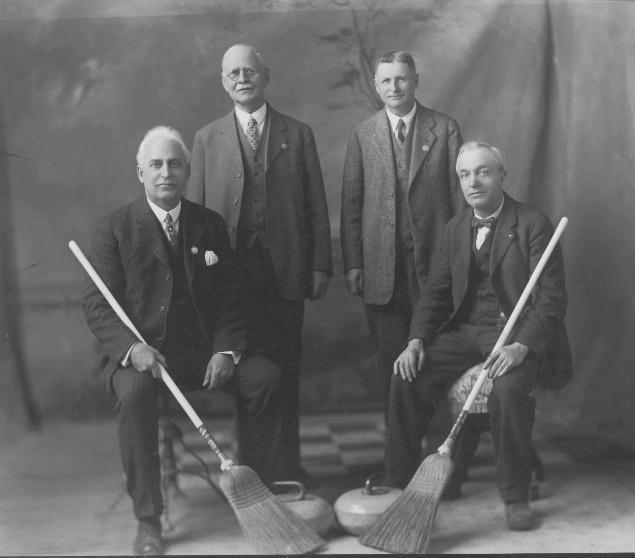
[484,342,529,379]
[203,353,236,389]
[130,343,166,380]
[393,338,426,383]
[345,268,363,296]
[310,270,330,300]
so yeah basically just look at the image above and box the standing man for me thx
[386,141,570,530]
[188,44,333,483]
[83,126,283,555]
[341,50,464,403]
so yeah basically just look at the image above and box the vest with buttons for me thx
[389,118,415,248]
[457,226,503,327]
[161,224,204,356]
[236,116,269,249]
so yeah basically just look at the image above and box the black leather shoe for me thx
[505,502,536,531]
[134,518,163,555]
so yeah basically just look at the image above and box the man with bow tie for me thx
[384,141,570,531]
[188,44,332,485]
[82,126,283,555]
[340,50,464,411]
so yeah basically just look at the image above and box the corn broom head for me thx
[359,452,454,554]
[219,464,325,554]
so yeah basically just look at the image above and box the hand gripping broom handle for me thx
[68,241,234,471]
[438,217,568,456]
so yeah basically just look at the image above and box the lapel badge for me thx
[190,246,199,255]
[422,144,430,152]
[281,140,288,150]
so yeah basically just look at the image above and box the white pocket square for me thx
[204,250,219,266]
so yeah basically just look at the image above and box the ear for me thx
[414,72,419,89]
[262,67,270,86]
[185,163,191,180]
[136,165,144,184]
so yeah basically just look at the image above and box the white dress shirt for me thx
[385,102,417,142]
[474,197,505,250]
[235,103,267,137]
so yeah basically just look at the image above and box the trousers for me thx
[384,323,537,503]
[111,353,282,520]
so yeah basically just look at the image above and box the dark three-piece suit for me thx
[385,193,571,503]
[82,196,282,521]
[188,104,333,479]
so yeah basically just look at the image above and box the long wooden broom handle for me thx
[68,240,234,471]
[438,217,568,455]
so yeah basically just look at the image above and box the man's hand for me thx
[394,338,426,383]
[130,343,167,380]
[484,342,529,379]
[310,270,330,300]
[345,268,363,296]
[203,353,236,390]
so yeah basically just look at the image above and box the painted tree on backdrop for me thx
[315,0,447,111]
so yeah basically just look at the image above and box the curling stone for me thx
[273,481,335,535]
[334,473,403,536]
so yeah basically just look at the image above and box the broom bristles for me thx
[219,465,325,554]
[359,452,454,554]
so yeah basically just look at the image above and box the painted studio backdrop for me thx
[1,0,634,446]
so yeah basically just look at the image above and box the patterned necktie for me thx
[164,213,178,251]
[471,216,495,229]
[396,119,406,143]
[246,117,259,151]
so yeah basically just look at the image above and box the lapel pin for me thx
[190,246,199,255]
[281,142,288,150]
[422,144,430,151]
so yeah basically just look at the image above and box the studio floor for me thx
[1,411,634,555]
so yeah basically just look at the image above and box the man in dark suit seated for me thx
[82,126,283,555]
[384,141,570,531]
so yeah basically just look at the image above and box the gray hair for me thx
[374,50,416,74]
[456,140,505,174]
[136,126,191,166]
[221,44,266,69]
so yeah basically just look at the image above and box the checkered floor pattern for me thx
[166,412,386,483]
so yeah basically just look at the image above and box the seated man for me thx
[82,126,283,555]
[384,140,570,531]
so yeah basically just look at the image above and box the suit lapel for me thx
[408,103,438,188]
[490,194,517,275]
[180,201,196,287]
[371,111,397,184]
[217,110,243,170]
[133,197,171,268]
[266,105,288,171]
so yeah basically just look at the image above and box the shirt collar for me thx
[474,196,505,221]
[147,197,181,225]
[235,103,267,129]
[385,102,417,134]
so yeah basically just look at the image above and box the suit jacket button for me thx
[159,305,166,312]
[236,172,242,178]
[165,273,170,280]
[231,226,237,232]
[233,198,239,205]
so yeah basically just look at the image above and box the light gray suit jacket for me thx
[188,104,332,302]
[340,101,464,305]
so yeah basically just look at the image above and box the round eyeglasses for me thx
[225,67,259,82]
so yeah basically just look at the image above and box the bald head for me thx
[221,44,269,113]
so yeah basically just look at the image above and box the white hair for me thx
[456,140,506,174]
[136,126,191,166]
[221,44,266,69]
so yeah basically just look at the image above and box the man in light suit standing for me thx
[341,50,464,404]
[83,126,283,554]
[188,44,332,484]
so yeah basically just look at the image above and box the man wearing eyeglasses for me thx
[188,44,332,486]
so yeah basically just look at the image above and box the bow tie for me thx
[472,216,495,229]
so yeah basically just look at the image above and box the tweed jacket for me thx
[409,193,572,389]
[187,104,332,302]
[82,196,247,383]
[340,101,464,305]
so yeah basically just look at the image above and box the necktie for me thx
[164,213,178,250]
[472,217,495,250]
[246,117,259,151]
[396,119,406,143]
[471,216,495,229]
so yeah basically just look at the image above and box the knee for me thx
[114,370,158,413]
